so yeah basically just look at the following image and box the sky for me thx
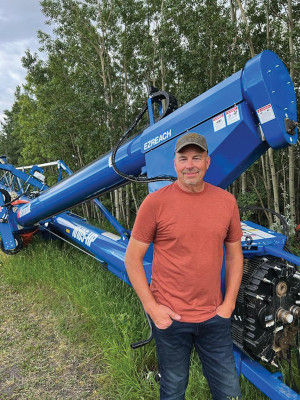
[0,0,51,124]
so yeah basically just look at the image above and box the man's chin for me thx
[183,179,199,185]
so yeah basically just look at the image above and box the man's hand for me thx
[150,304,181,329]
[125,238,181,329]
[216,302,234,319]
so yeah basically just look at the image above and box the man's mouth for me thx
[183,171,199,176]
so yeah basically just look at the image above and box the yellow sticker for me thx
[66,229,70,233]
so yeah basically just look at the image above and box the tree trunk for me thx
[281,150,287,212]
[119,187,125,222]
[209,37,213,86]
[109,191,114,217]
[125,184,130,228]
[265,0,270,48]
[130,183,138,215]
[262,0,271,214]
[230,0,237,72]
[235,0,255,57]
[114,189,120,220]
[287,0,296,232]
[250,171,272,226]
[261,154,271,210]
[241,172,246,194]
[160,0,165,91]
[232,180,237,198]
[268,148,280,223]
[234,2,254,199]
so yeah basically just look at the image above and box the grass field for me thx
[0,235,297,399]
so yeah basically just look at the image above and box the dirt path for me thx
[0,281,103,400]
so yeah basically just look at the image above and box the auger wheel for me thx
[0,233,23,255]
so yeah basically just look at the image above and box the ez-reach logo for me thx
[17,204,31,218]
[72,226,98,247]
[144,129,171,151]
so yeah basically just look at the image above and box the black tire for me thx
[0,189,11,206]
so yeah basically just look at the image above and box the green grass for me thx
[0,236,297,399]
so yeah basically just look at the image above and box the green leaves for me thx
[0,0,299,227]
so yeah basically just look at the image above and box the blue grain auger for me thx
[0,50,299,400]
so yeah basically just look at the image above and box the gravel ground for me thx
[0,281,104,400]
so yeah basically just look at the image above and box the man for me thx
[125,132,243,400]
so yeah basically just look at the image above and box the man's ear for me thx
[206,156,211,169]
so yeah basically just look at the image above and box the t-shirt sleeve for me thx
[225,199,243,243]
[131,194,156,244]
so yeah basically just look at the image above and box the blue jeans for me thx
[151,315,241,400]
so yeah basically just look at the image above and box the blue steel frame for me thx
[1,160,298,399]
[0,50,299,399]
[46,208,300,400]
[15,50,298,227]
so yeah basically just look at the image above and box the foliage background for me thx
[0,0,299,234]
[0,1,299,399]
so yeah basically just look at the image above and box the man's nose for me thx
[186,158,194,168]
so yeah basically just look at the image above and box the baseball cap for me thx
[175,132,208,153]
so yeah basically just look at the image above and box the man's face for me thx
[174,145,210,188]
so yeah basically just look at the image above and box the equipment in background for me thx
[0,50,299,400]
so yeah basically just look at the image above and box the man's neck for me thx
[176,180,205,193]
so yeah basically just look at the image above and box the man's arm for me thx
[125,237,181,329]
[216,240,243,318]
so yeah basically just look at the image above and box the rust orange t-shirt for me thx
[131,181,243,322]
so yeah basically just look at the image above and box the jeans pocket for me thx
[155,320,175,331]
[215,314,231,321]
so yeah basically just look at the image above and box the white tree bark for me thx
[287,0,296,231]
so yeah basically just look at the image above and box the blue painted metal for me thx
[0,162,49,250]
[242,221,287,248]
[147,98,155,126]
[264,245,300,266]
[242,51,297,149]
[16,134,145,226]
[147,92,164,126]
[0,163,47,192]
[16,50,297,227]
[93,199,130,239]
[240,221,300,265]
[55,160,130,239]
[28,165,44,178]
[233,348,300,400]
[57,160,73,176]
[45,212,153,284]
[0,195,16,250]
[44,207,299,400]
[0,51,299,399]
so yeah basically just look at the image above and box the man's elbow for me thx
[124,249,143,272]
[124,250,133,271]
[125,238,149,270]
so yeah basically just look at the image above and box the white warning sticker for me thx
[212,113,226,132]
[102,231,120,241]
[241,222,275,241]
[17,204,31,218]
[256,104,275,124]
[225,106,240,125]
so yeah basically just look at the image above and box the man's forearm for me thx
[125,247,181,328]
[223,253,243,310]
[125,259,157,314]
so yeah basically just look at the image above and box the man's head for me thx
[174,132,210,190]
